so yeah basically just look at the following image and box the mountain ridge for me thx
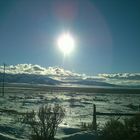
[0,64,140,87]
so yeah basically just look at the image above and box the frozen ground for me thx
[0,85,140,140]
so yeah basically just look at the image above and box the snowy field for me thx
[0,85,140,140]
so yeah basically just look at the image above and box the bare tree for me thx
[23,104,65,140]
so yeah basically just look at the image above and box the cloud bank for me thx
[98,73,140,86]
[0,64,81,77]
[98,73,140,80]
[0,64,140,87]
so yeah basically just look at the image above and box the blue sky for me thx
[0,0,140,75]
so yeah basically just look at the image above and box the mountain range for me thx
[0,64,140,87]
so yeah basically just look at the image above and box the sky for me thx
[0,0,140,75]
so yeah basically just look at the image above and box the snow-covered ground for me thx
[0,86,140,140]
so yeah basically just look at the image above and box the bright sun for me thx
[57,33,75,55]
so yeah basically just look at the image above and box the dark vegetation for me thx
[22,104,65,140]
[79,114,140,140]
[100,113,140,140]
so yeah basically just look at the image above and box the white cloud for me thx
[0,64,83,78]
[0,64,106,82]
[98,73,140,80]
[0,64,140,86]
[98,73,140,86]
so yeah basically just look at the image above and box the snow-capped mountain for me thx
[0,64,81,77]
[0,73,60,85]
[0,64,140,87]
[0,64,83,85]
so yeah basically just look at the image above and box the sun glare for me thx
[57,33,75,55]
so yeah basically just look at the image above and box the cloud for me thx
[98,73,140,86]
[98,73,140,80]
[0,64,140,87]
[0,64,83,78]
[0,64,107,82]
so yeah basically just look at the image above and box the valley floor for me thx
[0,84,140,140]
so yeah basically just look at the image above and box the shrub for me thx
[123,113,140,140]
[23,104,65,140]
[100,114,140,140]
[100,119,125,140]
